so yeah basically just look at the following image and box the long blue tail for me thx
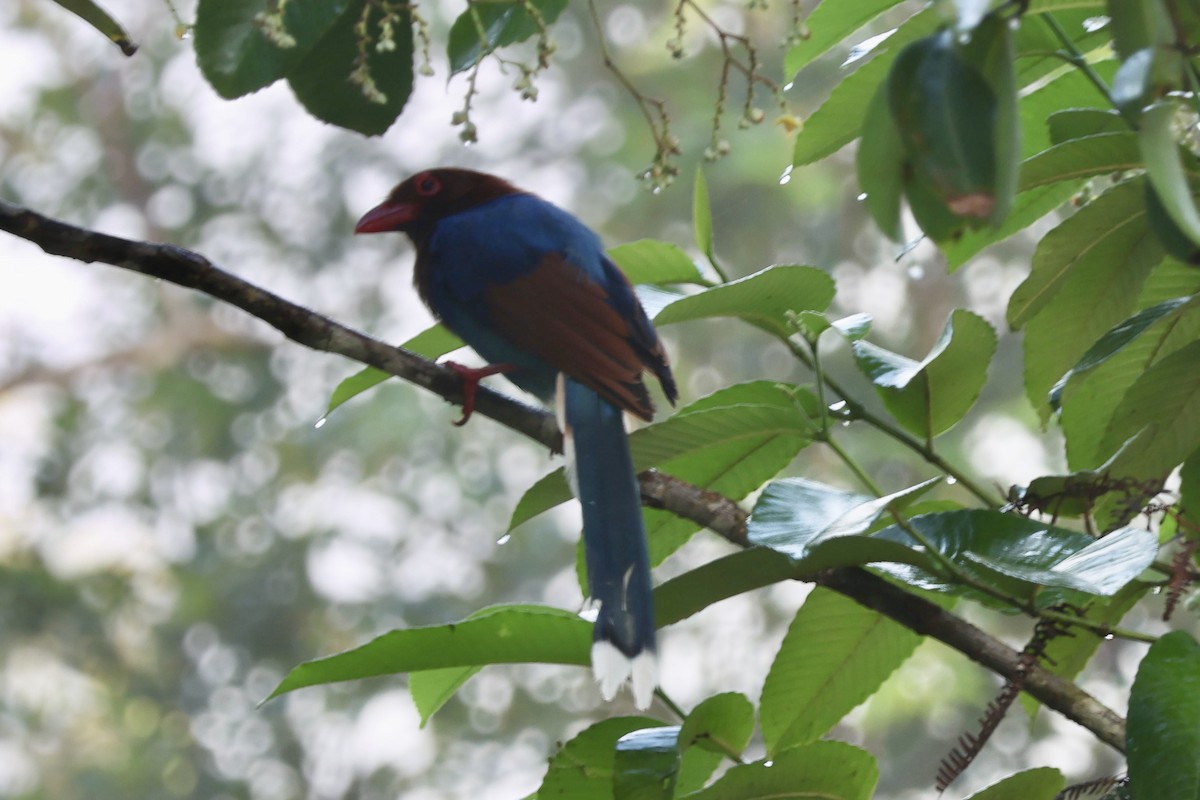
[560,377,656,708]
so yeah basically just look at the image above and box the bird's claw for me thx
[444,361,514,426]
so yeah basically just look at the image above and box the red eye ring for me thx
[415,173,441,197]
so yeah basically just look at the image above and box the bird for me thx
[355,168,677,708]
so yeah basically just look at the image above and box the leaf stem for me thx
[1036,607,1159,644]
[779,335,1002,508]
[1041,14,1136,127]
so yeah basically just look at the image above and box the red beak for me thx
[354,201,418,234]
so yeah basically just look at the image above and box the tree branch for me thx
[0,197,1126,753]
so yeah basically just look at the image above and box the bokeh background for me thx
[0,1,1143,797]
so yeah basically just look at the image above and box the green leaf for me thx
[679,692,755,756]
[1127,631,1200,800]
[1020,132,1142,191]
[783,0,908,77]
[693,170,716,268]
[1051,295,1196,408]
[761,588,921,754]
[831,313,873,341]
[539,717,666,799]
[942,181,1081,270]
[653,548,798,628]
[286,1,414,135]
[194,0,342,98]
[324,324,465,416]
[614,727,679,800]
[51,0,137,55]
[793,8,941,166]
[963,12,1020,225]
[194,0,413,134]
[1141,100,1200,247]
[962,767,1065,800]
[874,510,1158,603]
[607,240,706,286]
[857,81,906,240]
[685,741,878,800]
[1014,178,1163,419]
[1099,339,1200,478]
[889,30,998,221]
[509,382,817,536]
[266,604,589,699]
[1060,271,1200,470]
[1047,108,1128,144]
[408,666,476,727]
[1146,179,1200,265]
[446,0,567,75]
[852,309,997,439]
[747,478,940,573]
[1107,0,1173,59]
[1019,61,1120,159]
[654,266,836,337]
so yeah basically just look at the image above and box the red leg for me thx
[444,361,515,426]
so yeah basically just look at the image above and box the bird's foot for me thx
[444,361,514,426]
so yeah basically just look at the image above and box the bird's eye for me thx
[415,174,441,197]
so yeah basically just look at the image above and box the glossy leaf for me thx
[852,309,996,439]
[686,741,877,800]
[963,767,1065,800]
[614,727,679,800]
[654,265,836,337]
[539,717,666,799]
[761,588,921,754]
[267,605,589,699]
[51,0,137,54]
[874,510,1157,603]
[1127,631,1200,800]
[747,478,940,573]
[446,0,567,75]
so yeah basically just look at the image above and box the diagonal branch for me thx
[0,197,1126,753]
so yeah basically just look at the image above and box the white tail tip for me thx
[591,642,658,709]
